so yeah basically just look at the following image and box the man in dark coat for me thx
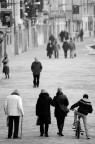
[62,39,69,58]
[53,88,69,136]
[36,89,55,137]
[31,58,42,88]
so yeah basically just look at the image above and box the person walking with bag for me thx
[53,88,69,136]
[2,53,10,79]
[4,90,24,139]
[36,89,55,137]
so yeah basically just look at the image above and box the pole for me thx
[20,116,23,140]
[71,0,73,37]
[13,0,18,55]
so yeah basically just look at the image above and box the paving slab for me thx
[0,37,95,144]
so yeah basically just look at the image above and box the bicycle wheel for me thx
[76,122,80,139]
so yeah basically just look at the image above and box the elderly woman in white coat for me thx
[4,90,24,139]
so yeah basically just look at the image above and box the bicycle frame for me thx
[72,109,84,139]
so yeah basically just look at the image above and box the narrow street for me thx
[0,37,95,144]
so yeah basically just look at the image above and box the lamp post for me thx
[71,0,73,37]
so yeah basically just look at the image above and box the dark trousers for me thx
[8,116,20,138]
[33,74,40,87]
[64,50,68,58]
[56,116,65,134]
[40,123,49,135]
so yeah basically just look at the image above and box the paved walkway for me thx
[0,37,95,144]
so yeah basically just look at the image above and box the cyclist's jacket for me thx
[70,98,93,115]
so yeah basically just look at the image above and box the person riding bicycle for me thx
[70,94,93,139]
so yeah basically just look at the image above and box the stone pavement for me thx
[0,37,95,144]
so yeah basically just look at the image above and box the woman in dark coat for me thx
[2,53,10,79]
[53,88,69,136]
[36,89,55,137]
[46,40,54,58]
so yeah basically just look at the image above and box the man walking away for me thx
[31,58,42,88]
[4,90,24,139]
[62,39,69,58]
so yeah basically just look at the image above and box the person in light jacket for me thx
[4,90,24,139]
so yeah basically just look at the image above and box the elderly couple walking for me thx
[36,88,69,137]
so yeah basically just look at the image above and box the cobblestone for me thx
[0,38,95,144]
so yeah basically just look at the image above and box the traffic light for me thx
[1,11,12,27]
[73,5,79,14]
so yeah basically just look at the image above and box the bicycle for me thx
[72,109,84,139]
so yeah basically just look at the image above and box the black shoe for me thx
[59,133,64,136]
[57,132,60,135]
[45,134,49,137]
[33,85,36,88]
[86,136,90,139]
[40,133,43,136]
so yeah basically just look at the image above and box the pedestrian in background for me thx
[62,39,69,58]
[69,38,76,58]
[4,90,24,139]
[75,30,79,41]
[36,89,55,137]
[31,58,42,88]
[2,53,10,79]
[53,40,60,58]
[49,34,55,45]
[46,40,54,59]
[79,28,84,41]
[53,88,69,136]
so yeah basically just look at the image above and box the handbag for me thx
[57,99,69,114]
[36,117,40,125]
[59,104,69,114]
